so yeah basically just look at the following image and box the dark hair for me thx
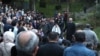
[18,20,24,27]
[85,24,91,28]
[62,40,71,46]
[74,31,85,42]
[11,19,18,26]
[48,32,59,40]
[96,43,100,51]
[86,43,93,49]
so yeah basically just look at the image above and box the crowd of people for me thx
[0,4,100,56]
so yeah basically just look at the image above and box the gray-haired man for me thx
[15,31,39,56]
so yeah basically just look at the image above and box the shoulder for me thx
[64,46,96,56]
[86,49,96,56]
[82,47,96,55]
[64,46,72,52]
[63,46,73,56]
[86,48,95,53]
[39,44,48,49]
[11,46,17,56]
[90,30,96,34]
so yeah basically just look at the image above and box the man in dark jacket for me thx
[36,32,64,56]
[64,18,76,42]
[4,18,13,32]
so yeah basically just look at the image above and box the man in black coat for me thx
[64,18,76,42]
[36,32,64,56]
[4,19,13,32]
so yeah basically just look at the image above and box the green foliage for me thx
[36,2,85,17]
[13,0,95,17]
[87,4,100,27]
[36,2,67,17]
[95,5,100,18]
[94,5,100,26]
[94,27,100,40]
[24,0,29,2]
[69,2,83,12]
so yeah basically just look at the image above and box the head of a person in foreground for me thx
[48,32,59,43]
[15,31,39,56]
[73,30,86,43]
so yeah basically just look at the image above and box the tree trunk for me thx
[29,0,35,11]
[29,0,32,10]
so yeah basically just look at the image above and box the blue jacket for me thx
[63,43,96,56]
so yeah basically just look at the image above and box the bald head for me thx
[68,18,73,22]
[18,32,32,47]
[15,31,39,54]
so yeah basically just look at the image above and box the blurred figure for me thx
[96,43,100,56]
[0,36,3,43]
[48,19,55,34]
[86,43,98,56]
[0,16,4,36]
[83,5,87,13]
[11,19,18,36]
[15,31,39,56]
[0,31,15,56]
[0,47,3,56]
[86,42,94,50]
[61,39,71,48]
[3,18,13,32]
[64,18,76,42]
[52,23,61,35]
[63,30,96,56]
[36,32,64,56]
[83,24,99,49]
[63,11,68,24]
[17,22,28,34]
[32,20,38,29]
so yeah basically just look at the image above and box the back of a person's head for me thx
[3,31,15,43]
[68,18,73,22]
[62,39,71,46]
[15,31,39,55]
[74,30,85,42]
[48,32,59,41]
[11,19,18,26]
[18,20,24,27]
[85,24,91,28]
